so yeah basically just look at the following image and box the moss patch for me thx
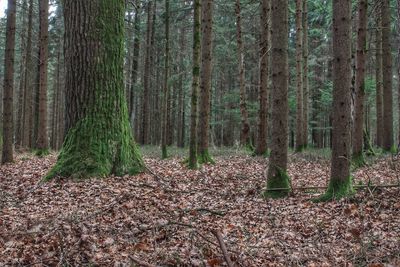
[351,152,366,169]
[197,149,215,164]
[35,149,50,157]
[263,167,291,199]
[313,176,354,202]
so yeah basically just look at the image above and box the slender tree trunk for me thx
[302,0,309,148]
[46,0,144,180]
[321,0,353,201]
[198,0,214,163]
[2,0,17,164]
[161,0,170,159]
[188,0,201,169]
[235,0,250,147]
[130,3,141,125]
[141,1,153,145]
[36,0,49,154]
[264,0,290,198]
[397,0,400,146]
[255,0,270,156]
[352,0,368,165]
[295,0,304,151]
[375,5,383,147]
[51,43,62,150]
[382,0,393,151]
[177,25,186,148]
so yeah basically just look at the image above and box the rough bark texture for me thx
[375,4,383,148]
[36,0,49,154]
[397,0,400,146]
[320,0,353,201]
[2,0,17,164]
[46,0,144,180]
[188,0,201,169]
[382,0,393,151]
[235,0,250,147]
[302,0,309,148]
[161,0,170,159]
[130,3,141,124]
[177,25,186,148]
[264,0,290,198]
[352,0,368,165]
[295,0,304,151]
[255,0,270,156]
[22,0,34,149]
[198,0,214,163]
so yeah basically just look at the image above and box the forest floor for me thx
[0,148,399,266]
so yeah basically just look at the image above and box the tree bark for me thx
[322,0,353,200]
[188,0,201,169]
[161,0,170,159]
[302,0,309,148]
[264,0,290,198]
[177,25,186,148]
[295,0,304,151]
[198,0,214,163]
[235,0,250,147]
[130,3,141,125]
[1,0,17,164]
[375,4,383,148]
[255,0,270,156]
[382,0,393,151]
[46,0,144,179]
[352,0,368,164]
[397,0,400,146]
[36,0,49,154]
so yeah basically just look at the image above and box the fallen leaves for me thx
[0,153,399,266]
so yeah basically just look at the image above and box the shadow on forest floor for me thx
[0,150,399,266]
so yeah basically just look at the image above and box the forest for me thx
[0,0,399,266]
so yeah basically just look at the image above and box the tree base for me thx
[197,149,215,164]
[161,146,168,159]
[263,168,291,199]
[313,176,354,202]
[351,153,366,169]
[35,149,50,157]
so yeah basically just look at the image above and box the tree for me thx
[188,0,201,169]
[2,0,17,164]
[397,0,400,146]
[352,0,368,166]
[198,0,214,164]
[295,0,304,152]
[46,0,144,179]
[235,0,250,147]
[129,2,141,124]
[161,0,170,159]
[36,0,49,155]
[319,0,353,201]
[375,3,383,148]
[255,0,270,156]
[302,0,309,148]
[264,0,290,198]
[382,0,393,151]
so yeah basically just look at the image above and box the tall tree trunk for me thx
[141,1,153,145]
[177,25,186,148]
[397,0,400,146]
[302,0,309,148]
[295,0,304,151]
[22,0,34,148]
[130,3,141,125]
[46,0,144,180]
[264,0,290,198]
[235,0,250,147]
[161,0,170,159]
[321,0,353,201]
[352,0,368,165]
[375,4,383,147]
[255,0,270,156]
[382,0,393,151]
[36,0,49,154]
[51,42,62,150]
[188,0,201,169]
[2,0,17,164]
[198,0,214,163]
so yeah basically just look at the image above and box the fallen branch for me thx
[212,230,234,267]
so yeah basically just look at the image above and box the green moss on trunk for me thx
[263,168,291,199]
[351,152,366,169]
[313,176,354,202]
[198,149,215,164]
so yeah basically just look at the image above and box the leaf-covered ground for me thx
[0,151,399,266]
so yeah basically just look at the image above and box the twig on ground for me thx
[213,230,234,267]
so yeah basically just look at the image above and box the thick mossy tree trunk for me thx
[188,0,201,169]
[2,0,17,164]
[198,0,214,164]
[382,0,393,151]
[352,0,367,167]
[318,0,353,201]
[46,0,144,180]
[264,0,290,198]
[255,0,270,156]
[295,0,304,152]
